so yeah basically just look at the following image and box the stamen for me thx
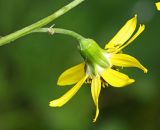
[100,77,108,88]
[85,77,92,84]
[102,82,106,88]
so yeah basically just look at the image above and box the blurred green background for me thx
[0,0,160,130]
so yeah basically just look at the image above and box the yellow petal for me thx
[49,75,87,107]
[91,75,101,122]
[115,24,145,52]
[57,63,85,86]
[111,54,148,73]
[156,2,160,10]
[101,68,135,87]
[105,15,137,49]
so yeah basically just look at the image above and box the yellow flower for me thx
[156,2,160,10]
[49,15,147,122]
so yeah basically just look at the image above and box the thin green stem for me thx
[33,28,85,41]
[54,28,85,41]
[0,0,84,46]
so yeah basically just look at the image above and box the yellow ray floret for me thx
[115,24,145,53]
[105,15,137,50]
[50,76,87,107]
[156,2,160,10]
[91,75,101,122]
[57,63,85,86]
[101,68,135,87]
[110,54,148,73]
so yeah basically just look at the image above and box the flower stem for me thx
[33,28,85,41]
[0,0,85,46]
[53,28,85,41]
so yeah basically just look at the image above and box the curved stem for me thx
[0,0,84,46]
[54,28,85,41]
[33,27,85,41]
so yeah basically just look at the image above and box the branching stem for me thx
[0,0,84,46]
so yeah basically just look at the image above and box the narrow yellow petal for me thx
[105,15,137,49]
[57,63,85,86]
[156,2,160,10]
[101,68,135,87]
[91,75,101,122]
[49,75,87,107]
[115,24,145,52]
[111,54,148,73]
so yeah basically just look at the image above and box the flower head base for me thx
[49,15,148,122]
[156,2,160,10]
[79,38,111,75]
